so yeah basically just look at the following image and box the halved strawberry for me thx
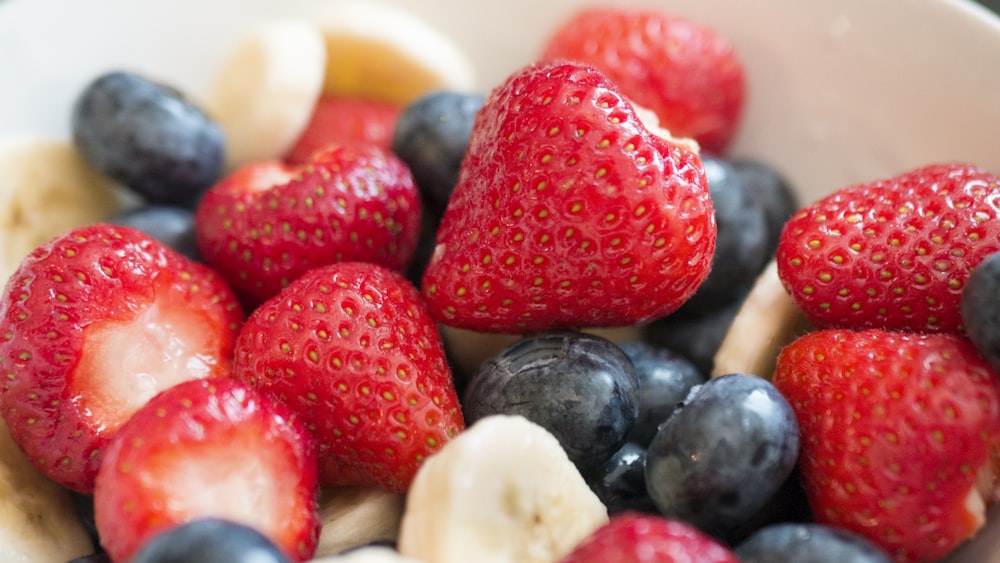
[234,261,464,492]
[421,60,716,334]
[195,144,422,309]
[773,328,1000,562]
[0,224,243,493]
[93,377,320,562]
[285,95,401,165]
[540,7,746,154]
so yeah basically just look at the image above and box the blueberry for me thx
[644,373,799,536]
[735,523,892,563]
[680,154,770,315]
[392,91,484,215]
[107,205,200,261]
[730,157,799,256]
[642,296,744,376]
[616,341,705,447]
[720,466,813,545]
[462,330,639,471]
[584,441,658,515]
[72,71,225,208]
[130,518,290,563]
[961,251,1000,372]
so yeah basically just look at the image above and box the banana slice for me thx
[309,0,475,105]
[0,418,94,562]
[711,260,813,379]
[205,19,327,169]
[314,486,405,558]
[398,415,608,563]
[311,546,421,562]
[0,136,120,283]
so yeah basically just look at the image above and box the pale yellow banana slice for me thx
[313,486,405,558]
[398,415,608,563]
[0,418,94,562]
[309,0,475,105]
[711,260,813,379]
[205,19,327,169]
[311,546,421,562]
[0,136,120,283]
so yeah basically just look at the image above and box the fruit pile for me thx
[1,2,999,563]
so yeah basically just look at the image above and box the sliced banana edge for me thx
[711,259,814,379]
[0,418,94,563]
[313,486,405,558]
[311,545,421,563]
[308,0,475,105]
[205,19,327,169]
[0,135,121,284]
[398,414,608,563]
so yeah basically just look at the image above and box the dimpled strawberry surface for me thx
[2,2,1000,563]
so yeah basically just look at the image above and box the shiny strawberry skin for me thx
[195,144,422,309]
[286,95,401,165]
[0,224,243,493]
[560,512,739,563]
[234,261,464,492]
[540,7,746,154]
[773,329,1000,562]
[421,61,715,334]
[94,378,320,563]
[777,163,1000,335]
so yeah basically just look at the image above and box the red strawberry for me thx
[286,95,401,165]
[94,377,320,563]
[773,328,1000,562]
[195,143,422,309]
[540,7,746,154]
[0,223,243,493]
[776,162,1000,335]
[421,60,716,334]
[560,512,739,563]
[233,261,464,492]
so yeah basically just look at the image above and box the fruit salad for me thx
[1,1,1000,562]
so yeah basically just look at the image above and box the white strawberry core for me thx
[72,296,222,433]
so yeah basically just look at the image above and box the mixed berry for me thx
[2,3,999,563]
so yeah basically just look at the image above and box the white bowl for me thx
[2,0,1000,561]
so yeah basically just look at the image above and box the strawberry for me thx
[0,223,243,493]
[286,95,401,165]
[93,377,320,563]
[233,261,464,492]
[421,60,716,334]
[195,143,422,309]
[540,7,746,154]
[772,328,1000,562]
[560,512,739,563]
[776,162,1000,335]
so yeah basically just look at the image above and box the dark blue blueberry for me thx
[730,157,798,257]
[642,296,744,376]
[462,330,639,471]
[645,373,799,536]
[961,251,1000,372]
[617,341,705,447]
[72,71,225,208]
[680,154,770,315]
[584,441,657,515]
[107,205,200,261]
[129,518,289,563]
[735,523,892,563]
[391,91,484,215]
[720,466,813,545]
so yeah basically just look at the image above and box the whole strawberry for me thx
[234,261,464,492]
[94,378,320,563]
[0,223,243,493]
[421,61,716,334]
[195,143,422,308]
[540,7,746,154]
[773,328,1000,562]
[286,95,401,165]
[560,512,739,563]
[777,162,1000,335]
